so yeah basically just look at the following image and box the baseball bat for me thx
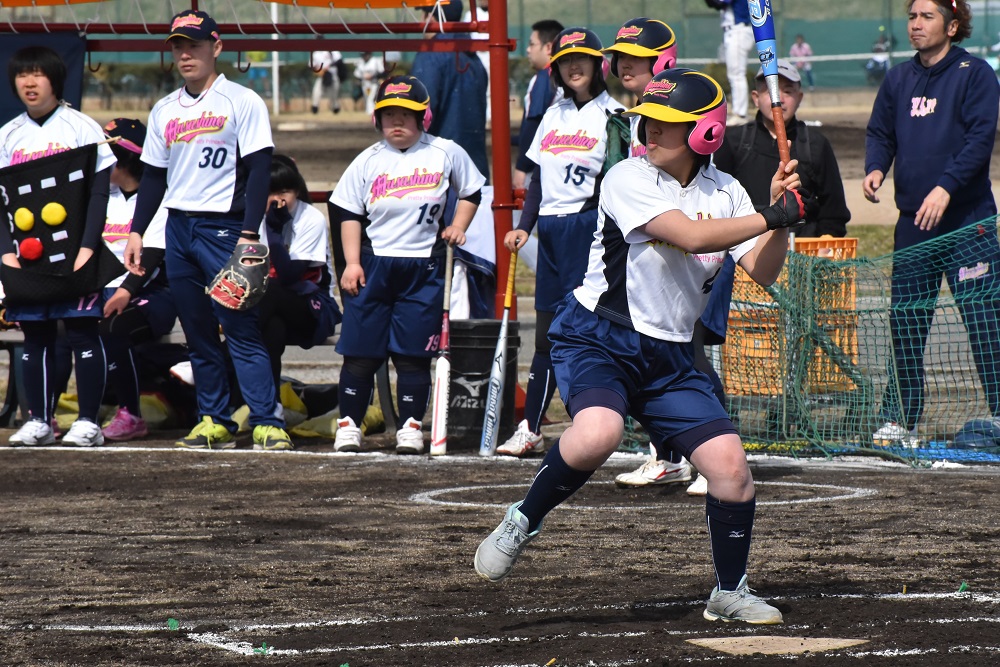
[748,0,795,249]
[429,245,454,456]
[747,0,790,165]
[479,251,518,457]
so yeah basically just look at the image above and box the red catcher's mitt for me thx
[206,241,270,310]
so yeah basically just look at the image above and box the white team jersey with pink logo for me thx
[102,185,167,288]
[141,74,273,212]
[280,202,337,298]
[330,133,485,258]
[0,105,115,171]
[526,90,624,215]
[574,157,758,342]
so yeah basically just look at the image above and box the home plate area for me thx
[0,449,999,665]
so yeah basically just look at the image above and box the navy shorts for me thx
[8,291,104,322]
[336,253,444,358]
[535,209,598,312]
[550,298,736,459]
[103,285,178,338]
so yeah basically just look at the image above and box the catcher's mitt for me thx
[206,241,270,310]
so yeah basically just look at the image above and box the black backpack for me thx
[734,121,816,195]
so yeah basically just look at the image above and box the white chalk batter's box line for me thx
[2,592,998,662]
[410,480,879,509]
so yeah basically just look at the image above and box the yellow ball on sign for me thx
[14,207,34,231]
[41,202,67,226]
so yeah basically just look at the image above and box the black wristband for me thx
[240,231,261,241]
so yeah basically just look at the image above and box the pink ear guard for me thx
[687,100,727,155]
[653,46,677,74]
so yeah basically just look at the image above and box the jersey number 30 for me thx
[198,147,228,169]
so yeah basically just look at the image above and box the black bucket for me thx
[447,319,520,451]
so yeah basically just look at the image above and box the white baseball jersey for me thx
[280,201,336,298]
[527,90,624,215]
[103,185,168,288]
[574,157,758,342]
[142,74,273,213]
[330,133,485,258]
[629,115,646,158]
[310,51,342,71]
[0,105,115,171]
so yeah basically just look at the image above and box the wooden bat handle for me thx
[771,103,790,165]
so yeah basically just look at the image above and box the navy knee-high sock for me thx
[523,352,557,433]
[66,321,106,423]
[517,440,594,531]
[396,370,431,425]
[706,493,756,591]
[338,368,374,425]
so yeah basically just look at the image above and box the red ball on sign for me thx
[20,237,43,261]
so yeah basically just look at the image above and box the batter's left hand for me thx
[915,186,950,231]
[441,226,466,246]
[769,159,801,205]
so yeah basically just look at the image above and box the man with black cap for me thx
[124,9,293,451]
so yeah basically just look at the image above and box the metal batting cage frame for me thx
[4,0,518,315]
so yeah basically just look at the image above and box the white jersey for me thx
[0,104,115,172]
[629,115,646,158]
[527,90,624,215]
[574,157,758,342]
[330,133,485,258]
[310,50,342,71]
[280,201,336,298]
[142,74,273,213]
[103,185,168,288]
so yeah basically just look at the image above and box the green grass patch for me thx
[849,225,895,259]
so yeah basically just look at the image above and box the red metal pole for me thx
[487,0,516,320]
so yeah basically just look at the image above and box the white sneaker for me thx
[170,361,195,386]
[704,575,783,624]
[496,419,545,457]
[334,416,362,453]
[872,421,915,442]
[474,501,541,582]
[395,417,425,455]
[615,454,693,487]
[9,419,56,446]
[687,473,708,497]
[62,419,105,447]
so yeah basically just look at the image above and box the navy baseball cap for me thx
[166,9,220,42]
[103,118,146,155]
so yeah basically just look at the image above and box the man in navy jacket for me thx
[864,0,1000,442]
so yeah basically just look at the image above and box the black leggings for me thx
[22,318,105,422]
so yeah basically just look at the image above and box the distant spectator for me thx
[789,34,815,90]
[512,18,563,190]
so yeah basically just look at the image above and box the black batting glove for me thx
[761,188,810,230]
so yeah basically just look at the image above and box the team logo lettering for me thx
[172,14,204,30]
[164,112,228,146]
[539,129,599,155]
[959,262,989,281]
[911,97,937,118]
[644,80,677,97]
[616,26,642,40]
[747,0,770,28]
[10,143,71,165]
[384,83,412,96]
[369,169,443,202]
[102,221,132,244]
[560,31,586,47]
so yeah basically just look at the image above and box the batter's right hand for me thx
[863,170,883,203]
[340,263,365,296]
[504,229,528,253]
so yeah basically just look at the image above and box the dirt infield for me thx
[1,434,999,666]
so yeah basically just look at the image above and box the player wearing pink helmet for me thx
[476,68,809,624]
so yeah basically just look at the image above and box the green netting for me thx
[621,222,1000,466]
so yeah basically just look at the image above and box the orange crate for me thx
[722,313,859,396]
[722,313,783,396]
[731,237,858,312]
